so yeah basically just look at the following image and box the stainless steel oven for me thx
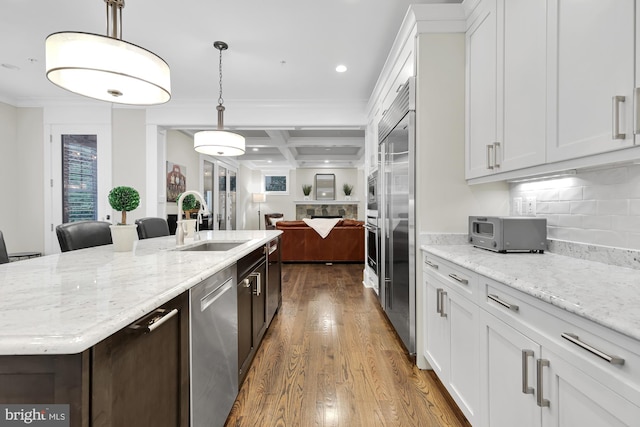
[367,170,378,211]
[365,215,379,278]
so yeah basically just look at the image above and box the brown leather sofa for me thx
[276,219,365,263]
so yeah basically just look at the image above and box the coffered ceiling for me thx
[0,0,461,169]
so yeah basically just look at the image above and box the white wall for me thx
[112,109,147,224]
[0,103,45,253]
[0,102,19,251]
[510,163,640,250]
[165,130,201,216]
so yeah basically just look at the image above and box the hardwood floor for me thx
[225,263,471,427]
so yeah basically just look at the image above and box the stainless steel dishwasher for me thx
[190,264,238,427]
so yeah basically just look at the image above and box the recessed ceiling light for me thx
[252,147,259,151]
[324,160,329,163]
[1,63,20,71]
[267,160,272,163]
[335,65,347,73]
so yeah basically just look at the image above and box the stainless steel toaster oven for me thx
[468,216,547,253]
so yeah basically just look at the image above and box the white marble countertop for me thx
[421,244,640,342]
[0,230,281,355]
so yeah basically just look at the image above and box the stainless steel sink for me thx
[179,241,248,252]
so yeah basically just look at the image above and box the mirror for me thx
[315,174,335,200]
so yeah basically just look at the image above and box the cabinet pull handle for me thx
[612,95,626,140]
[243,278,251,288]
[521,350,534,395]
[561,333,625,365]
[493,142,501,167]
[251,272,261,296]
[128,308,178,334]
[439,290,447,318]
[488,294,519,312]
[536,358,550,407]
[436,288,442,315]
[486,144,494,169]
[448,273,468,285]
[425,259,439,269]
[634,88,640,136]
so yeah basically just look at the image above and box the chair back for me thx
[0,230,9,264]
[135,217,170,239]
[265,213,284,230]
[56,221,113,252]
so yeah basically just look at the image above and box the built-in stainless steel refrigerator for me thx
[378,78,416,356]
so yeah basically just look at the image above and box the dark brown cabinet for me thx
[91,293,189,427]
[266,236,282,327]
[237,246,268,385]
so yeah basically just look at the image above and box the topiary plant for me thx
[343,183,353,196]
[108,186,140,225]
[302,184,312,196]
[177,193,198,217]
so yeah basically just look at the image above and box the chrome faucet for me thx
[176,191,210,245]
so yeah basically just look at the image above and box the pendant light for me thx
[194,41,246,156]
[45,0,171,105]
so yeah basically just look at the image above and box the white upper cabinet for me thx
[499,0,547,172]
[466,0,498,179]
[546,0,636,162]
[466,0,547,179]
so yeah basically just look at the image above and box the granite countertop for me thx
[421,244,640,342]
[0,230,280,355]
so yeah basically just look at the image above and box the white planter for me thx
[345,195,352,201]
[110,224,138,252]
[303,195,310,201]
[183,219,197,237]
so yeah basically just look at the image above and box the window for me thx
[62,134,98,223]
[264,172,289,194]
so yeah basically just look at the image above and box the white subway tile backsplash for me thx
[557,214,582,228]
[597,199,629,215]
[612,216,640,232]
[509,165,640,250]
[570,200,597,215]
[581,215,612,230]
[558,187,583,201]
[549,201,572,214]
[536,189,559,202]
[583,185,630,201]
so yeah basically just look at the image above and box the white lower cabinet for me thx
[423,255,480,425]
[541,346,640,427]
[480,310,542,427]
[423,251,640,427]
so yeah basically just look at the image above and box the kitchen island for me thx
[0,230,280,426]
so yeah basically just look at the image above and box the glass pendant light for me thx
[45,0,171,105]
[194,41,246,156]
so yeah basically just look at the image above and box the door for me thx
[45,125,111,254]
[424,274,449,380]
[91,294,189,427]
[466,0,498,179]
[499,0,547,172]
[480,310,541,427]
[540,347,640,427]
[547,0,636,162]
[214,164,237,230]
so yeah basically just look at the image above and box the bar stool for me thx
[135,217,170,239]
[56,221,113,252]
